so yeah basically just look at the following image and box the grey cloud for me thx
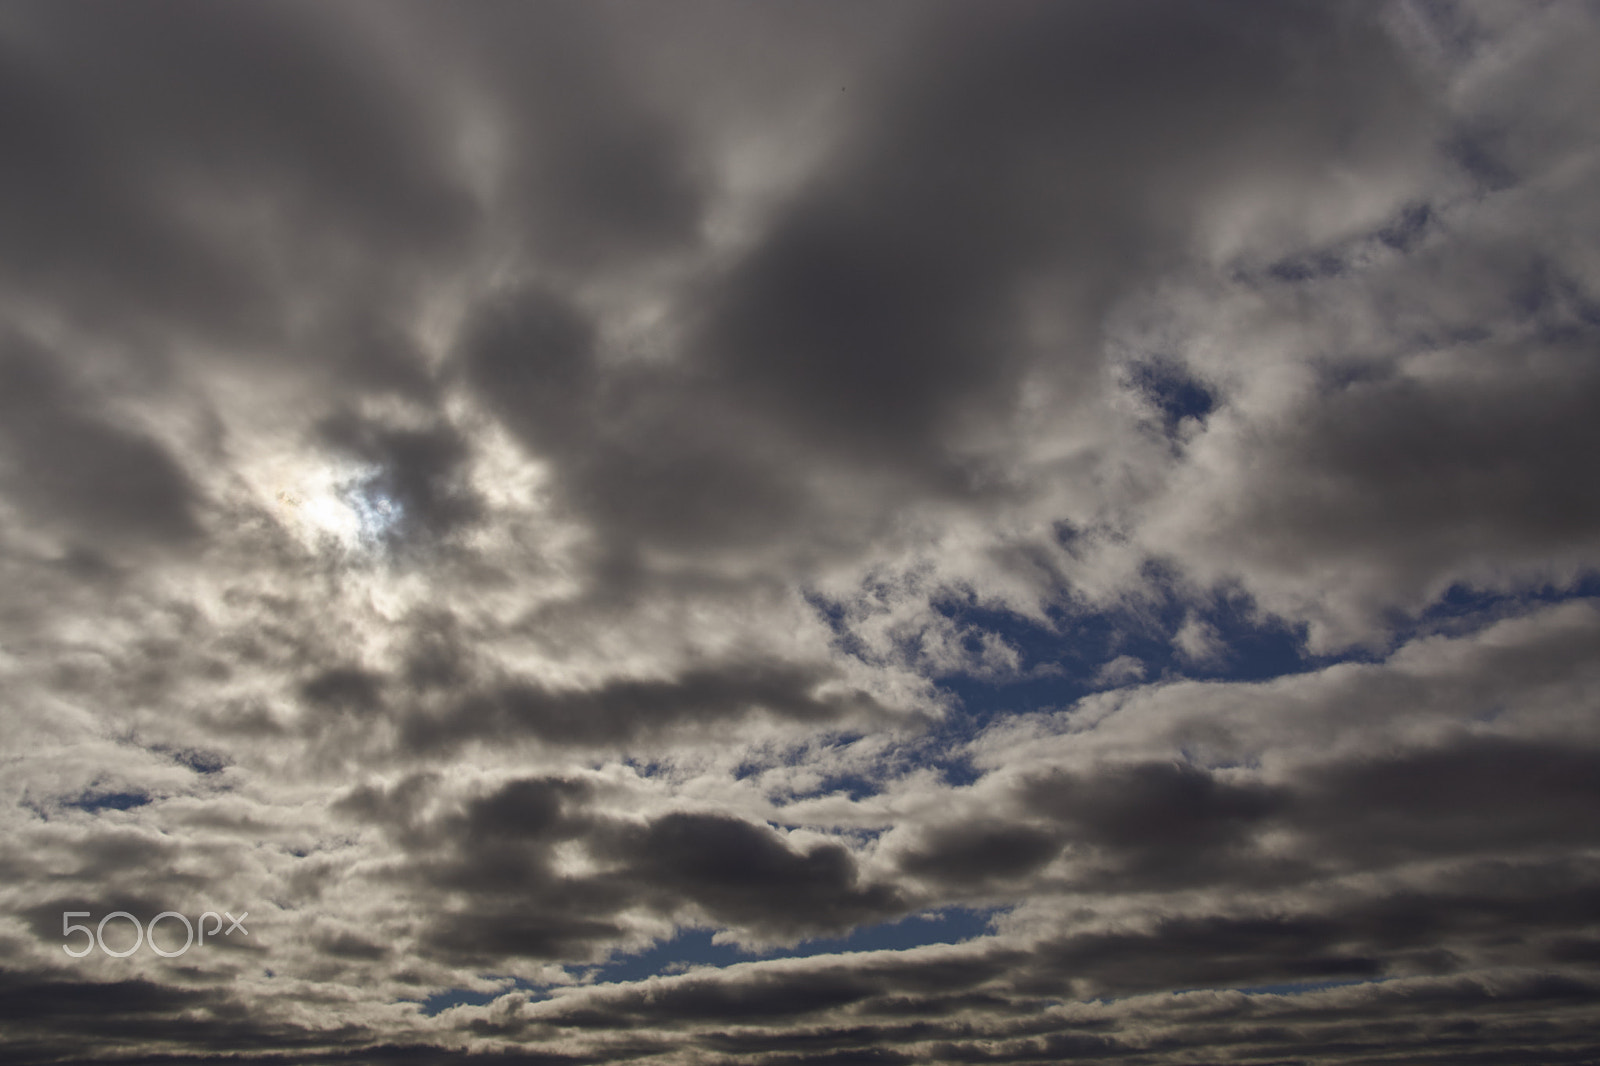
[896,822,1064,888]
[461,286,600,463]
[475,932,1600,1063]
[423,910,627,969]
[1116,11,1600,645]
[300,665,386,716]
[447,0,1433,588]
[890,732,1600,900]
[408,0,708,269]
[399,661,888,752]
[1022,762,1282,849]
[0,338,198,549]
[461,776,595,845]
[600,811,905,939]
[520,946,1030,1032]
[1191,333,1600,619]
[875,760,1295,901]
[1016,858,1600,1000]
[339,774,905,965]
[2,2,1598,1063]
[1292,737,1600,866]
[457,282,812,571]
[0,1,472,344]
[691,0,1426,476]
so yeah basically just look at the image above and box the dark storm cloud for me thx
[340,775,905,964]
[896,822,1064,888]
[510,946,1031,1032]
[1015,856,1600,999]
[0,967,480,1066]
[0,970,230,1061]
[1292,736,1600,865]
[556,968,882,1029]
[599,811,905,937]
[457,282,812,569]
[300,665,386,715]
[471,856,1600,1060]
[692,0,1425,475]
[477,938,1600,1062]
[1021,762,1282,850]
[412,1,707,268]
[423,909,629,968]
[399,660,888,752]
[883,760,1293,899]
[1202,328,1600,606]
[0,336,198,549]
[444,1,1430,586]
[891,731,1600,900]
[461,287,600,462]
[1128,9,1600,644]
[354,699,1600,976]
[0,0,471,343]
[462,775,595,843]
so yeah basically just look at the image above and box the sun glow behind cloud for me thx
[268,459,395,551]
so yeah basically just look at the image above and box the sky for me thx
[2,1,1599,1063]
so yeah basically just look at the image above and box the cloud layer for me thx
[2,1,1599,1062]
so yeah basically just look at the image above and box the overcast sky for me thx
[3,2,1600,1063]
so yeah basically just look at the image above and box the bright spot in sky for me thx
[344,478,403,542]
[269,460,402,551]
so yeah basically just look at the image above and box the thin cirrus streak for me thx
[1,1,1598,1063]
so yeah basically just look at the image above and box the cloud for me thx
[1,1,1598,1063]
[0,335,200,551]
